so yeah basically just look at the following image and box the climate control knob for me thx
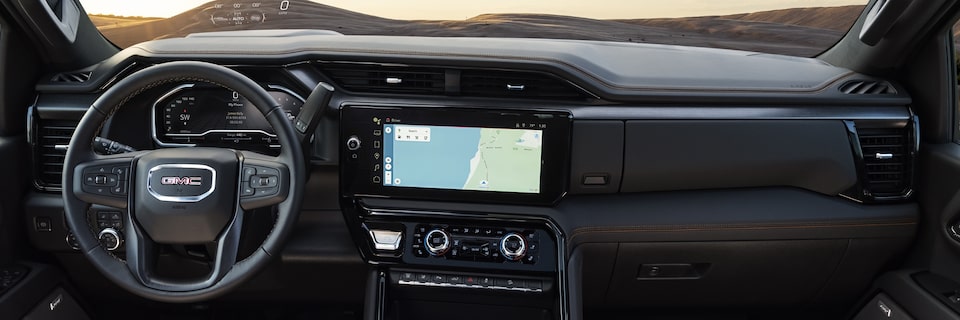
[500,232,527,261]
[423,229,451,256]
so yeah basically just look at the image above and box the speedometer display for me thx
[154,84,302,147]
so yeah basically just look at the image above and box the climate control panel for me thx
[411,224,542,265]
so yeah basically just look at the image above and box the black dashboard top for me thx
[37,32,909,106]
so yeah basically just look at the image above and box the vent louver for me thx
[34,120,76,190]
[318,62,595,100]
[51,71,92,83]
[839,80,896,95]
[857,127,910,198]
[322,64,444,94]
[460,70,590,99]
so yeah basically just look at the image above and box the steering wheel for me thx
[62,61,305,302]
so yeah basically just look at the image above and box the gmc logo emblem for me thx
[160,176,202,186]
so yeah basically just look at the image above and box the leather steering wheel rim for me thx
[61,61,305,303]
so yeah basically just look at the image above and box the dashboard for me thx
[22,31,920,319]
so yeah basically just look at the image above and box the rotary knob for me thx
[98,228,123,251]
[346,136,362,151]
[423,229,451,256]
[500,232,527,261]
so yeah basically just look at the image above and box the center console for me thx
[339,105,572,320]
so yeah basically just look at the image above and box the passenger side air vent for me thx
[839,80,896,95]
[51,71,92,83]
[322,64,444,94]
[33,120,76,190]
[844,120,916,202]
[460,70,591,99]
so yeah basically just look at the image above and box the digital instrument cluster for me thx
[152,84,303,148]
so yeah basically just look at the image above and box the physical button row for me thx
[240,165,281,198]
[95,211,123,229]
[81,165,130,197]
[395,271,543,293]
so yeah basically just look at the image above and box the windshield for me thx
[80,0,865,57]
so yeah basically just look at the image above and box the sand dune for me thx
[88,14,160,30]
[96,0,865,57]
[718,6,865,32]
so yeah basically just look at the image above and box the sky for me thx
[78,0,866,20]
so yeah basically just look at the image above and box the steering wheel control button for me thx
[98,228,123,251]
[111,181,127,196]
[95,211,123,229]
[241,165,281,199]
[237,161,289,210]
[369,229,403,252]
[242,167,257,181]
[346,136,362,151]
[250,175,279,188]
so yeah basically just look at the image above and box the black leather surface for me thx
[621,120,858,195]
[562,188,916,246]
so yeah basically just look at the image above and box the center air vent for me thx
[460,70,591,99]
[318,62,595,100]
[33,120,77,190]
[322,64,444,94]
[845,120,916,202]
[839,80,896,95]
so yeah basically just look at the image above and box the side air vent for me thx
[839,80,896,95]
[460,70,591,99]
[844,119,916,202]
[322,64,444,94]
[51,71,92,83]
[34,120,76,190]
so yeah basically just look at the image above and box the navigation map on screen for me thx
[382,124,543,193]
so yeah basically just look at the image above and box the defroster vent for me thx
[839,80,896,95]
[50,71,91,84]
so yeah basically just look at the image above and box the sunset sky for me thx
[79,0,865,20]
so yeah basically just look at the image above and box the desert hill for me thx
[88,14,160,29]
[718,5,865,32]
[95,0,865,57]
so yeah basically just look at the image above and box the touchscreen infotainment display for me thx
[340,106,570,205]
[382,125,543,193]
